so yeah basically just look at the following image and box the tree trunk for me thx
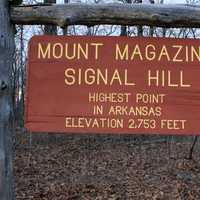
[149,0,154,36]
[160,0,166,37]
[120,0,132,36]
[135,0,143,36]
[44,0,57,35]
[188,136,198,160]
[0,1,15,200]
[63,0,69,35]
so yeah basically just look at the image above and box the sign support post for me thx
[0,1,15,199]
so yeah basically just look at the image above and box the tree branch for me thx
[10,3,200,28]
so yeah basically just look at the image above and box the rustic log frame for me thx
[1,2,200,199]
[0,1,15,200]
[10,3,200,28]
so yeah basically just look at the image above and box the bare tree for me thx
[149,0,154,36]
[63,0,69,35]
[120,0,132,36]
[44,0,57,35]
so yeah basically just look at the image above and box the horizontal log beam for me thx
[10,3,200,28]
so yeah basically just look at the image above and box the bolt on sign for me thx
[25,35,200,135]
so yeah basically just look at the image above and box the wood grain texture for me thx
[25,35,200,135]
[0,1,15,200]
[10,3,200,28]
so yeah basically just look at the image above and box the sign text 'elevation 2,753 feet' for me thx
[25,36,200,135]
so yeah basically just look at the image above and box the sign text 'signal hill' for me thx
[25,36,200,134]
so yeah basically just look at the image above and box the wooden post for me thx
[0,1,15,200]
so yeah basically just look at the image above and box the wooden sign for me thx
[25,35,200,135]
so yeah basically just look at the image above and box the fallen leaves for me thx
[14,132,200,199]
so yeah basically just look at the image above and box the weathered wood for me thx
[0,1,15,200]
[10,3,200,28]
[44,0,57,35]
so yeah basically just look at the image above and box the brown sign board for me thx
[25,35,200,135]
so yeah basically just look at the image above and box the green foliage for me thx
[9,0,23,6]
